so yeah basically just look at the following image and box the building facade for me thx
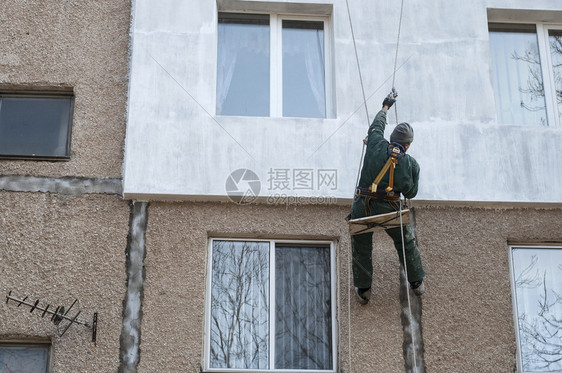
[1,0,561,372]
[0,1,131,372]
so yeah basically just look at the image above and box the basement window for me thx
[0,342,50,373]
[0,92,74,160]
[204,238,336,372]
[509,245,562,372]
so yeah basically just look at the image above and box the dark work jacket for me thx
[357,109,420,199]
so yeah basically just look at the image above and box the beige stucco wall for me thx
[416,206,562,372]
[140,202,562,372]
[140,201,407,372]
[0,191,129,373]
[0,0,130,178]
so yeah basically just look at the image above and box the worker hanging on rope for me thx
[350,92,425,305]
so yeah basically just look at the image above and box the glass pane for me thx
[0,96,72,157]
[216,13,270,117]
[0,344,50,373]
[549,30,562,124]
[275,245,332,370]
[209,240,270,369]
[489,24,548,125]
[512,248,562,372]
[282,20,326,118]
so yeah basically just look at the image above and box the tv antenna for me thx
[5,291,98,343]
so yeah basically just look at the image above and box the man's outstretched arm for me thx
[368,95,396,140]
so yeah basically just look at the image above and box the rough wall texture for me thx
[139,201,407,373]
[0,0,130,178]
[139,202,561,373]
[415,206,562,373]
[0,191,130,372]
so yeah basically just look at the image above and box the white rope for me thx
[343,3,365,372]
[399,200,418,372]
[392,0,405,90]
[392,0,406,126]
[345,0,371,128]
[392,6,419,369]
[347,246,353,373]
[345,0,371,195]
[353,141,366,193]
[345,1,418,372]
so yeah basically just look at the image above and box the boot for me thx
[410,280,424,296]
[354,286,371,305]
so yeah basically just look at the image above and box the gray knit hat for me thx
[390,122,414,146]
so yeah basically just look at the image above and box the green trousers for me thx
[350,196,425,289]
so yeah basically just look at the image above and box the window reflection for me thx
[548,30,562,123]
[275,245,332,370]
[489,24,548,125]
[210,240,270,369]
[512,248,562,372]
[282,20,326,118]
[0,96,73,158]
[0,344,50,373]
[217,13,270,117]
[209,240,334,371]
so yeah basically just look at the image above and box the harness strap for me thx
[386,158,397,192]
[356,187,400,217]
[370,145,402,193]
[356,188,400,201]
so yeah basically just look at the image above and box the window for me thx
[0,343,50,373]
[489,23,562,126]
[216,12,332,118]
[0,92,74,159]
[509,246,562,372]
[205,239,336,371]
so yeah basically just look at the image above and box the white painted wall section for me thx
[123,0,562,203]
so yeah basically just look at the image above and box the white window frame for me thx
[508,244,562,373]
[203,238,338,373]
[216,12,335,119]
[489,22,562,127]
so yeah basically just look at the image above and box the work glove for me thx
[382,96,396,108]
[383,88,397,108]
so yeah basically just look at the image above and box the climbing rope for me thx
[347,246,353,373]
[392,2,419,371]
[392,0,406,126]
[399,199,419,372]
[344,1,365,371]
[393,0,419,370]
[392,0,405,90]
[346,0,371,199]
[345,0,371,129]
[345,0,420,372]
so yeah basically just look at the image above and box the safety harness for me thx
[371,142,404,194]
[355,142,405,215]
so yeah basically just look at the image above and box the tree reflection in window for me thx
[275,245,332,370]
[208,240,334,371]
[489,24,562,126]
[512,248,562,372]
[210,240,270,369]
[489,24,548,126]
[549,30,562,123]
